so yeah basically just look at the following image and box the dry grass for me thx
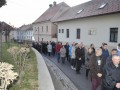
[1,42,38,90]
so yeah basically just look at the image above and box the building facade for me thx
[10,29,18,40]
[33,2,70,42]
[54,0,120,48]
[33,21,57,42]
[17,24,33,42]
[57,13,120,48]
[25,29,33,41]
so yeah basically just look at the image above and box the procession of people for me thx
[33,41,120,90]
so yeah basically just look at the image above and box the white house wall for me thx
[57,13,120,48]
[10,30,17,40]
[25,30,33,41]
[33,21,53,42]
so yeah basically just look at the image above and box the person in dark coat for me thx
[85,47,94,79]
[33,42,37,50]
[102,43,109,61]
[51,41,56,56]
[90,43,95,53]
[75,44,84,74]
[65,42,70,62]
[37,42,42,53]
[81,43,86,65]
[89,48,105,90]
[44,42,48,55]
[102,55,120,90]
[106,49,118,64]
[41,42,44,54]
[32,42,35,48]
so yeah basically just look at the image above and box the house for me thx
[10,29,18,40]
[17,24,33,42]
[24,25,33,41]
[0,22,14,42]
[54,0,120,49]
[32,1,70,42]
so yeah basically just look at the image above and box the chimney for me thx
[53,1,56,6]
[49,4,52,8]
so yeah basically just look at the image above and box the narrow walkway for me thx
[44,56,78,90]
[43,55,101,90]
[33,47,101,90]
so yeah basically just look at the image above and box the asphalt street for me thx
[43,55,101,90]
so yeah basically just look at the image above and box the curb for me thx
[43,56,79,90]
[32,48,55,90]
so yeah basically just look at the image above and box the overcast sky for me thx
[0,0,90,27]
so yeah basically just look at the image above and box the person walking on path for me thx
[75,44,85,74]
[47,42,52,56]
[89,48,104,90]
[106,49,118,64]
[85,47,94,79]
[102,55,120,90]
[55,42,62,63]
[65,42,70,62]
[51,41,56,56]
[71,42,76,70]
[102,43,109,61]
[60,45,66,64]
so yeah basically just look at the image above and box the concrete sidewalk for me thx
[32,48,55,90]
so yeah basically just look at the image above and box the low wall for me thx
[32,48,55,90]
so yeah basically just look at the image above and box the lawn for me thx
[1,42,38,90]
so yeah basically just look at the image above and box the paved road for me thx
[43,55,101,90]
[48,67,61,90]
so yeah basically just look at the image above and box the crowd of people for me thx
[32,41,120,90]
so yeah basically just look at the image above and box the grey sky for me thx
[0,0,90,27]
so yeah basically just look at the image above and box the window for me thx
[110,28,118,42]
[42,26,43,32]
[62,29,64,33]
[35,27,37,32]
[99,3,107,9]
[76,29,80,39]
[66,29,69,38]
[59,29,61,33]
[46,26,48,33]
[77,9,83,14]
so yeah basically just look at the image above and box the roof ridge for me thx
[33,2,70,24]
[54,0,120,22]
[51,2,70,22]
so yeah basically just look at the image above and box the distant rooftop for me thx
[18,24,33,31]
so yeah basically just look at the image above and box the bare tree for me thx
[0,0,6,8]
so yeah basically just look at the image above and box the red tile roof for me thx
[33,2,70,24]
[54,0,120,22]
